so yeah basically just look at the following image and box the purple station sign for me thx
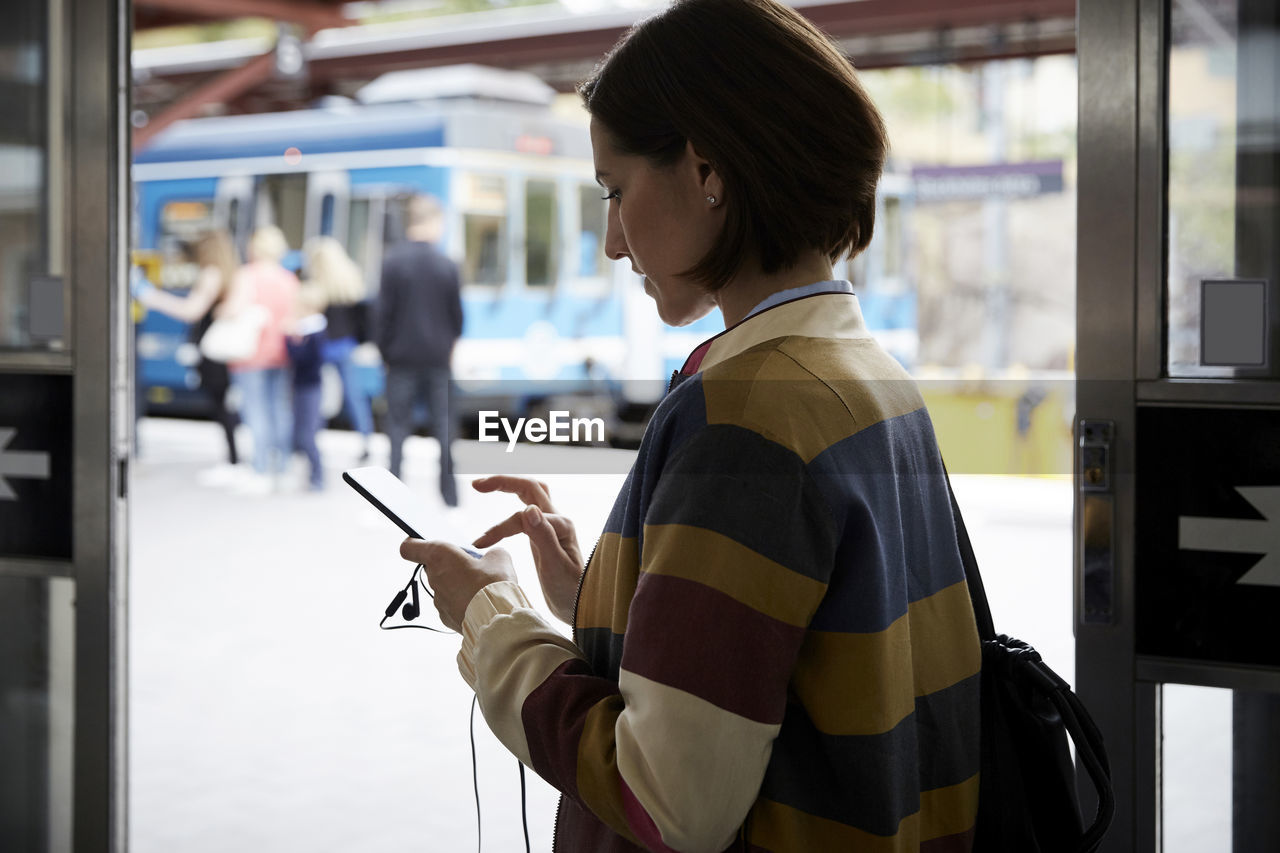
[911,160,1064,202]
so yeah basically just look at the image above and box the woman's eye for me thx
[601,190,620,201]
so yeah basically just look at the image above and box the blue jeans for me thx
[292,383,324,488]
[232,367,292,475]
[324,337,374,438]
[385,365,457,506]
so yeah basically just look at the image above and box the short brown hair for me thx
[579,0,887,291]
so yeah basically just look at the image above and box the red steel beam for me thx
[307,0,1076,84]
[132,51,276,151]
[134,0,347,31]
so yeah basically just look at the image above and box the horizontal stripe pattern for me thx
[644,423,838,583]
[616,670,778,853]
[759,676,980,837]
[485,295,981,850]
[623,573,805,725]
[641,523,828,628]
[792,580,981,735]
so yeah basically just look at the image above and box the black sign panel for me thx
[0,373,72,560]
[1137,406,1280,667]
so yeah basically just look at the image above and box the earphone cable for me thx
[471,693,482,853]
[518,760,531,853]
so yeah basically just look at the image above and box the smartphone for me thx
[343,466,483,560]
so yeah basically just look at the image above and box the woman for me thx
[303,236,375,461]
[221,225,299,494]
[134,230,242,479]
[401,1,982,850]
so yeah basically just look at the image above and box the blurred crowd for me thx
[132,195,462,504]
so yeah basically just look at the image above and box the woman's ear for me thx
[685,139,724,206]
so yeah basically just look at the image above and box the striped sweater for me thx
[458,290,982,852]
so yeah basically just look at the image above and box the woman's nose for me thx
[604,208,629,261]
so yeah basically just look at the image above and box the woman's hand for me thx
[471,476,584,625]
[399,540,517,633]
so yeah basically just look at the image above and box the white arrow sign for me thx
[0,427,51,501]
[1179,486,1280,587]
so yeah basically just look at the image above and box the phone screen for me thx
[342,467,435,540]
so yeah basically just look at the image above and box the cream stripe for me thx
[700,293,872,373]
[616,669,779,853]
[641,523,827,627]
[460,581,583,767]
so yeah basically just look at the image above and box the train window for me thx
[578,184,607,278]
[254,173,307,252]
[525,179,558,288]
[157,200,214,289]
[460,174,507,288]
[347,198,372,279]
[319,193,336,238]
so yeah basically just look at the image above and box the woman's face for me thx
[590,119,720,327]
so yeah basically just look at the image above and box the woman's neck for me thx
[713,253,836,328]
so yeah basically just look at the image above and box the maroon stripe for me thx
[520,658,622,800]
[921,825,976,853]
[621,573,805,724]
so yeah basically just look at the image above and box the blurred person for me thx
[133,230,243,483]
[304,235,375,462]
[221,224,300,494]
[398,1,982,851]
[374,194,463,506]
[286,285,329,492]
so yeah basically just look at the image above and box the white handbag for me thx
[198,305,270,363]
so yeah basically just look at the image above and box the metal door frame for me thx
[69,0,130,849]
[1078,1,1280,850]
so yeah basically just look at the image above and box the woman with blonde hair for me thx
[304,235,375,460]
[220,224,300,493]
[133,228,242,476]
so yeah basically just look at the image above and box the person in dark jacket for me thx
[375,194,463,505]
[286,286,329,492]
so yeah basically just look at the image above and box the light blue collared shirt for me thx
[741,279,856,322]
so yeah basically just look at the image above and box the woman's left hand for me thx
[398,540,518,633]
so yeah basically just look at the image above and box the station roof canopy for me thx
[132,0,1076,149]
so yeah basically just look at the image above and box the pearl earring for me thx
[706,195,717,205]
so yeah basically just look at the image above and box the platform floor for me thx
[128,417,1227,852]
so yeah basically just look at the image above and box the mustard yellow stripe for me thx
[576,531,639,633]
[792,580,981,736]
[640,524,828,628]
[909,580,982,698]
[750,797,921,853]
[921,773,981,842]
[701,339,925,463]
[576,694,642,847]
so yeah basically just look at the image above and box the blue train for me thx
[131,65,916,439]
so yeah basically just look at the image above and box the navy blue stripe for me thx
[576,626,625,682]
[807,409,967,633]
[644,423,838,583]
[602,375,708,537]
[760,674,981,837]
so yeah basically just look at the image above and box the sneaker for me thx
[196,463,244,488]
[233,471,274,496]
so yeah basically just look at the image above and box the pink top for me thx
[228,261,300,372]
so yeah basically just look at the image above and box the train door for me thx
[0,0,127,850]
[213,175,253,260]
[1077,0,1280,849]
[305,170,351,244]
